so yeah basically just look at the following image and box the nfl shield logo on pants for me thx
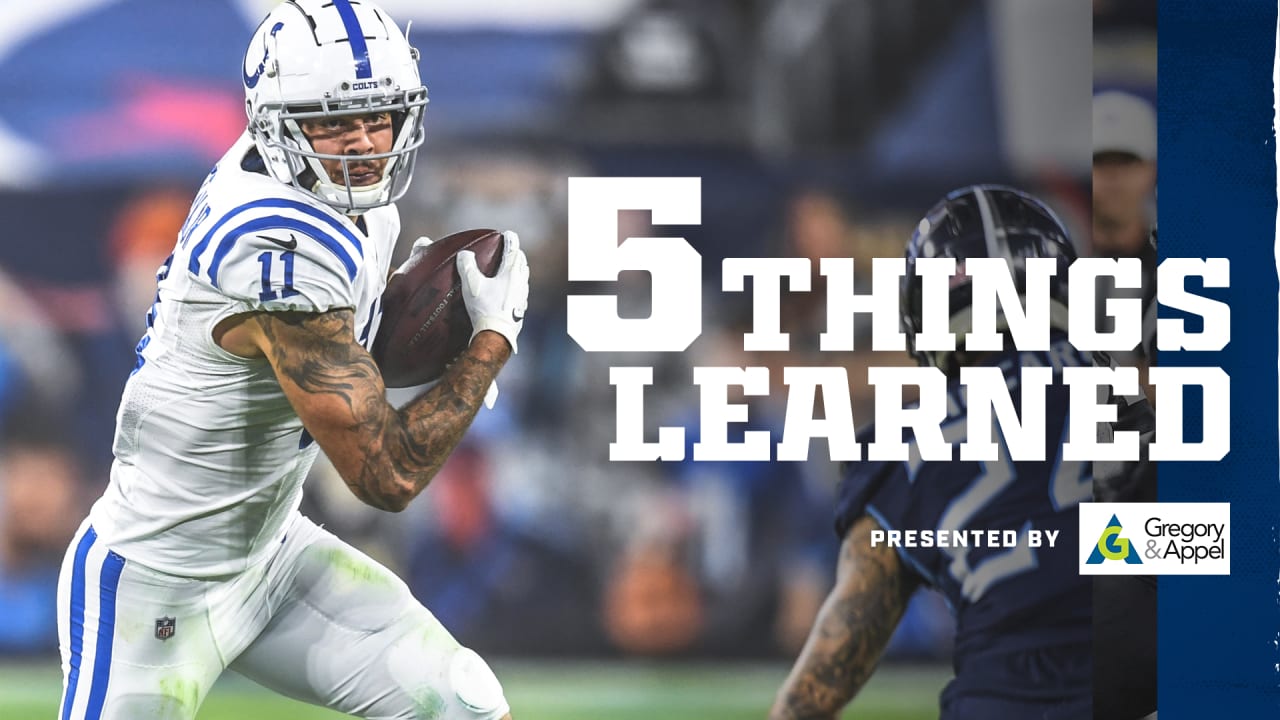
[155,616,176,641]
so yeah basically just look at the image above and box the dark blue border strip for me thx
[1159,0,1279,714]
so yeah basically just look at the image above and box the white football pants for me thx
[56,514,509,720]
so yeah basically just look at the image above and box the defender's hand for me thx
[456,231,529,353]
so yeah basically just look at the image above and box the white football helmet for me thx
[243,0,428,214]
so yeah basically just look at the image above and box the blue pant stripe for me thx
[60,527,98,720]
[83,550,126,720]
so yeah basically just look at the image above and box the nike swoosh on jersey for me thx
[258,234,299,250]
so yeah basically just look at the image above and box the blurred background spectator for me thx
[1091,90,1157,377]
[0,0,1116,700]
[1091,1,1156,380]
[1092,91,1156,259]
[0,432,82,654]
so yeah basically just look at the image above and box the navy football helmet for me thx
[901,185,1077,371]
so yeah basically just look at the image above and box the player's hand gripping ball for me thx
[371,229,507,387]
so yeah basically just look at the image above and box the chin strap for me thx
[308,175,388,215]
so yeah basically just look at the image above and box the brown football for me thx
[371,229,503,387]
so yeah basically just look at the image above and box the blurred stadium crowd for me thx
[0,0,1152,669]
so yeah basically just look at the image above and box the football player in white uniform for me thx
[56,2,526,719]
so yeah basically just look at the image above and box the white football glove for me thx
[389,237,435,280]
[456,230,530,354]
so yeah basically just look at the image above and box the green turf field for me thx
[2,660,948,719]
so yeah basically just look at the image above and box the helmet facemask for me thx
[242,0,430,215]
[252,88,427,215]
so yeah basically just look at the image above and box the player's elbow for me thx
[338,429,446,511]
[367,494,409,513]
[348,473,424,513]
[370,480,417,512]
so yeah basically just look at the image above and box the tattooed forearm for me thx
[372,337,509,503]
[770,515,916,720]
[255,311,510,511]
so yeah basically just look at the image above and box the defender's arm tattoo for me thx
[255,310,508,511]
[770,514,917,720]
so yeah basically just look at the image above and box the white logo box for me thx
[1079,502,1231,576]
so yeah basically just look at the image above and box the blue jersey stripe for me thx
[188,198,363,280]
[332,0,373,79]
[83,551,126,720]
[60,527,97,720]
[208,217,358,287]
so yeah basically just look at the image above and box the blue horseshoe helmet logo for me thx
[244,22,285,89]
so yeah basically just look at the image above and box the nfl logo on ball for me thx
[155,617,176,641]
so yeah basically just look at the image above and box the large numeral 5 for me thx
[566,177,703,352]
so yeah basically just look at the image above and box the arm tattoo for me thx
[255,311,508,511]
[771,515,917,720]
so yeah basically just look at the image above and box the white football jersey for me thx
[89,131,398,577]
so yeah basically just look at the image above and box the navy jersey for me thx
[835,339,1091,702]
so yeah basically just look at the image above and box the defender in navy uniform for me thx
[771,186,1091,720]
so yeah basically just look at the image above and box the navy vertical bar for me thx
[82,550,125,720]
[1160,0,1279,715]
[60,528,97,720]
